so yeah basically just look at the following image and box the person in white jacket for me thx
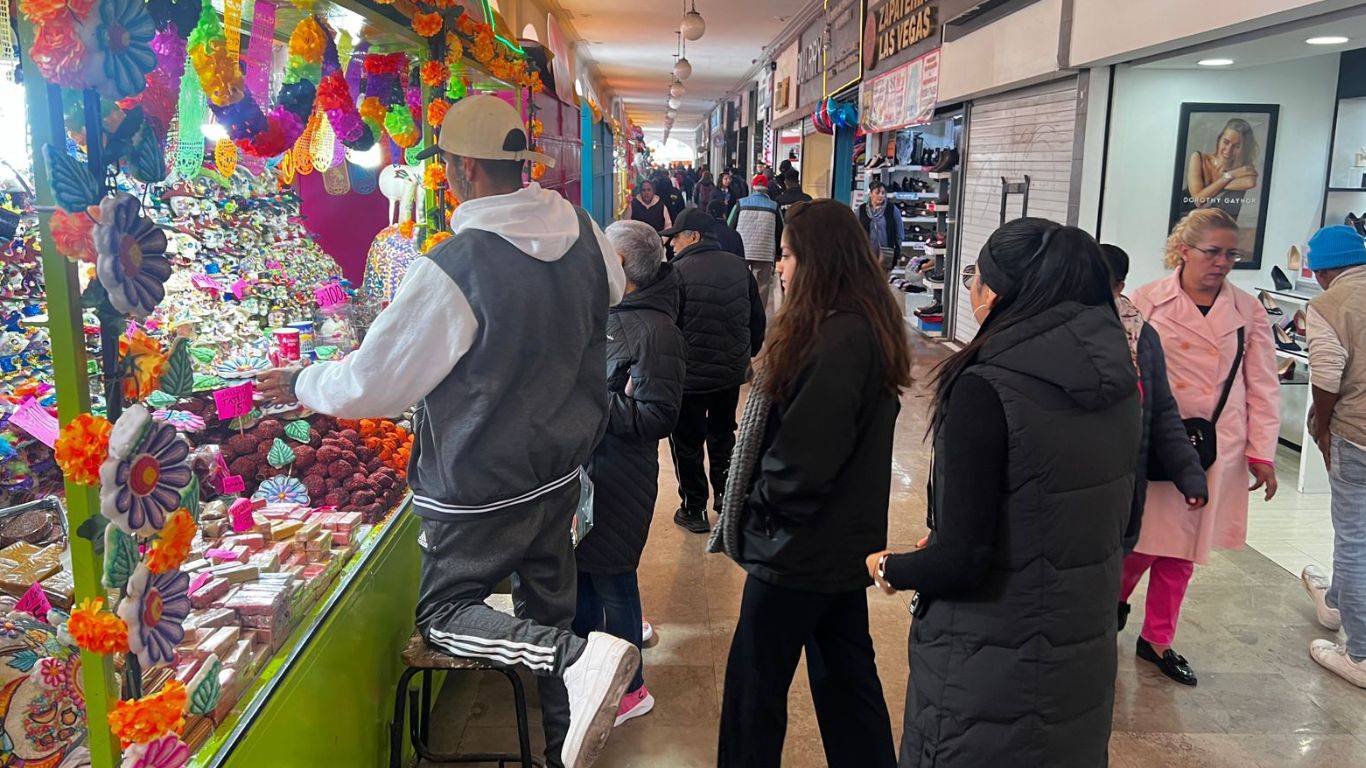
[258,96,632,768]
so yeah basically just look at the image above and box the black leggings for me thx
[718,575,896,768]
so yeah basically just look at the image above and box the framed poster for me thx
[1168,103,1279,270]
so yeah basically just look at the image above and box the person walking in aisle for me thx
[651,171,687,222]
[1123,208,1280,686]
[694,171,717,210]
[1299,225,1366,686]
[681,165,697,204]
[630,180,672,233]
[1099,244,1209,556]
[718,200,908,768]
[867,218,1140,768]
[663,207,766,533]
[706,198,747,261]
[728,183,783,316]
[775,168,812,219]
[574,221,687,724]
[715,171,737,216]
[857,180,903,271]
[257,95,635,768]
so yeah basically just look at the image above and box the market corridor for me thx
[423,335,1366,768]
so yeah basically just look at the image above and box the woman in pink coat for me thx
[1124,208,1281,686]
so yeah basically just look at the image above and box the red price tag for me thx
[15,582,51,622]
[188,572,213,596]
[214,381,255,421]
[10,398,58,448]
[314,283,347,308]
[222,474,247,496]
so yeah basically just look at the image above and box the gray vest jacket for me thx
[409,207,609,517]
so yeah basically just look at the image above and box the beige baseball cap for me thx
[414,94,555,167]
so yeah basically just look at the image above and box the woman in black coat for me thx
[717,200,911,768]
[573,220,687,725]
[867,219,1141,768]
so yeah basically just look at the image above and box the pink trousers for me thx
[1120,552,1196,646]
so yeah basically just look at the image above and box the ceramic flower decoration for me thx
[94,193,171,319]
[84,0,158,100]
[120,330,167,401]
[116,564,190,669]
[50,208,98,263]
[151,409,205,433]
[121,733,190,768]
[100,405,193,536]
[252,475,309,506]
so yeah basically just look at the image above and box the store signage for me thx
[859,48,941,132]
[863,0,939,74]
[772,41,801,124]
[825,0,863,93]
[797,21,826,111]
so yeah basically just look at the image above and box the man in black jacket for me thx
[662,207,767,533]
[707,199,747,261]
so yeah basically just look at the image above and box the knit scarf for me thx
[707,380,773,561]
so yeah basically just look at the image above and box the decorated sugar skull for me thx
[0,612,86,765]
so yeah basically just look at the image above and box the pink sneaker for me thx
[614,685,654,727]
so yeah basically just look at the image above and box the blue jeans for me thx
[1327,435,1366,661]
[573,571,645,692]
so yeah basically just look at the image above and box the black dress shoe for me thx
[1136,637,1197,686]
[673,506,710,534]
[1274,323,1302,352]
[1118,602,1131,632]
[1271,265,1293,291]
[1258,291,1283,316]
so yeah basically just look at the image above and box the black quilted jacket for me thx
[672,238,766,394]
[577,264,688,574]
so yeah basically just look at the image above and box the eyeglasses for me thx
[960,263,977,289]
[1191,245,1244,263]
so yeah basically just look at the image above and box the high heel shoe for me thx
[1347,212,1366,237]
[1287,245,1303,274]
[1258,291,1283,315]
[1294,310,1307,338]
[1275,323,1302,352]
[1271,265,1294,292]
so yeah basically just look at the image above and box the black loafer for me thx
[1118,602,1131,632]
[1137,637,1197,686]
[673,506,710,534]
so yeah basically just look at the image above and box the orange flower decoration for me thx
[359,96,385,126]
[423,231,452,253]
[119,331,166,401]
[445,188,460,208]
[530,162,547,181]
[147,509,195,574]
[426,99,451,129]
[68,598,130,655]
[288,16,326,61]
[19,0,71,24]
[50,208,96,262]
[54,413,112,485]
[445,36,464,64]
[423,162,447,192]
[30,15,87,88]
[412,11,443,38]
[420,61,449,88]
[529,117,543,138]
[108,681,188,747]
[398,221,416,239]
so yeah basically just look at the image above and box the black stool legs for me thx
[389,665,541,768]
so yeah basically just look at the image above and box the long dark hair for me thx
[760,199,912,398]
[930,218,1114,429]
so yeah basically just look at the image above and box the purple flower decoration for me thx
[117,564,190,669]
[152,409,205,433]
[100,406,192,536]
[94,193,171,319]
[252,475,310,506]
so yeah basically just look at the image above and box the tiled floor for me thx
[1244,445,1335,578]
[424,335,1366,767]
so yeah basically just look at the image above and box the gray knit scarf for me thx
[706,380,773,561]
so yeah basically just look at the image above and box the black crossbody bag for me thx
[1150,327,1243,481]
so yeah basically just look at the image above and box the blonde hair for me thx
[1164,208,1239,269]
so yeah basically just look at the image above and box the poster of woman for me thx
[1169,103,1279,269]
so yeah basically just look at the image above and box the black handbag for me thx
[1150,327,1243,481]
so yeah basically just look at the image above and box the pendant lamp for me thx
[668,96,681,109]
[670,80,686,99]
[681,0,705,41]
[674,57,692,81]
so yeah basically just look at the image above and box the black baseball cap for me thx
[660,206,714,237]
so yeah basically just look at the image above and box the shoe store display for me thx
[1310,639,1366,688]
[1257,291,1283,315]
[1271,265,1294,292]
[673,506,710,534]
[1278,356,1296,380]
[1287,245,1303,274]
[914,302,943,318]
[1293,310,1307,338]
[1136,637,1197,686]
[930,147,960,173]
[1301,565,1342,631]
[1274,324,1301,352]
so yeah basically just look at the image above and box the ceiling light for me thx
[681,0,705,41]
[674,57,692,81]
[1197,58,1234,67]
[201,122,229,141]
[670,81,686,98]
[1306,35,1349,45]
[668,97,681,109]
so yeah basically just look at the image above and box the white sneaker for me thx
[641,620,654,644]
[1310,639,1366,688]
[1301,565,1342,631]
[561,632,641,768]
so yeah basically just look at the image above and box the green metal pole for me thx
[15,17,121,768]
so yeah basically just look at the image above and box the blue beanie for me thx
[1306,225,1366,271]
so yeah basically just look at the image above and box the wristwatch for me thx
[876,553,889,582]
[1221,170,1233,182]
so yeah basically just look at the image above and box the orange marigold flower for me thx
[445,188,459,208]
[420,61,449,88]
[398,221,415,239]
[68,598,129,655]
[54,413,112,485]
[30,15,87,89]
[423,231,452,253]
[147,509,195,574]
[445,36,464,64]
[19,0,68,24]
[423,162,447,191]
[412,11,443,38]
[119,331,166,402]
[530,162,547,181]
[108,680,188,747]
[50,208,96,261]
[359,96,385,125]
[426,99,451,129]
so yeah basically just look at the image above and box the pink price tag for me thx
[222,474,247,496]
[15,582,51,622]
[192,274,225,293]
[314,283,347,308]
[187,572,213,596]
[214,382,255,421]
[10,398,59,448]
[231,279,250,300]
[228,497,255,531]
[205,548,238,562]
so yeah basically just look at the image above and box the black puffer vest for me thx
[902,302,1140,768]
[672,238,757,393]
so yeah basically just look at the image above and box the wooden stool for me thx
[389,630,542,767]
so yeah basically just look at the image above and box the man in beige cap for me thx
[259,95,632,768]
